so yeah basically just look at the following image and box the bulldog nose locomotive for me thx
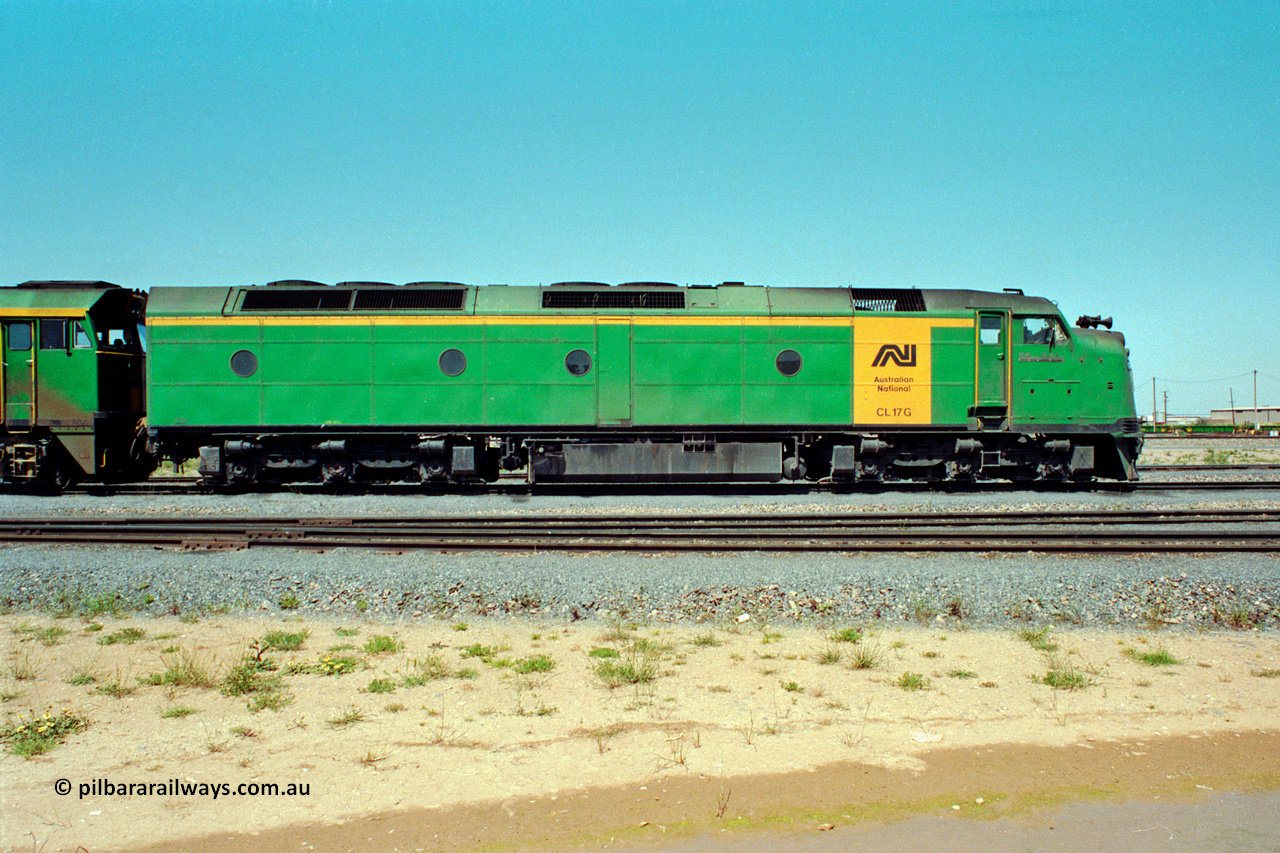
[138,281,1141,487]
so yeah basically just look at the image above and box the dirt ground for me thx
[2,613,1279,852]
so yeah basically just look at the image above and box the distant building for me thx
[1207,407,1280,424]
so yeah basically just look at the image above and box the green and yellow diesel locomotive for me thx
[0,281,149,487]
[142,280,1141,486]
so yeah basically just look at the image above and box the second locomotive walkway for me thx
[4,509,1280,554]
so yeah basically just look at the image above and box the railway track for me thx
[5,508,1280,553]
[67,472,1280,496]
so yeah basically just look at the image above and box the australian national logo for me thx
[871,344,917,367]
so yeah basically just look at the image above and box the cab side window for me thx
[1021,317,1067,345]
[73,321,92,349]
[6,322,32,351]
[40,319,67,350]
[979,315,1002,345]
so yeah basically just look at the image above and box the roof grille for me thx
[542,290,685,309]
[241,287,467,312]
[241,289,353,311]
[849,288,926,312]
[353,289,466,310]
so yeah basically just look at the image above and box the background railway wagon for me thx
[0,281,147,485]
[145,281,1139,484]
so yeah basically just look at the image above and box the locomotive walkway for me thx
[5,508,1280,553]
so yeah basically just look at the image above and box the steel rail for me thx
[5,507,1280,530]
[4,511,1280,553]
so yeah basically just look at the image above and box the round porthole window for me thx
[775,349,802,377]
[439,348,467,377]
[230,349,258,378]
[565,349,592,376]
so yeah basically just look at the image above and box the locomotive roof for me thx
[147,282,1063,318]
[0,281,125,315]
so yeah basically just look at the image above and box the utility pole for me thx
[1152,377,1158,425]
[1163,391,1168,425]
[1230,387,1236,426]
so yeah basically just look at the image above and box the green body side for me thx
[146,284,1138,435]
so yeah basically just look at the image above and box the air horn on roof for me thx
[1076,315,1113,329]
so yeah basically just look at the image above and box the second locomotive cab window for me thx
[565,349,592,376]
[40,319,67,350]
[439,348,467,377]
[775,349,802,376]
[6,322,32,351]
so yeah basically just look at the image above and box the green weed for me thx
[894,672,930,691]
[1038,656,1090,690]
[325,706,366,728]
[98,627,147,646]
[1017,627,1058,652]
[848,641,883,670]
[512,654,554,674]
[1126,647,1181,667]
[402,655,452,686]
[142,648,219,689]
[363,635,403,655]
[260,630,310,652]
[285,655,362,676]
[2,708,89,758]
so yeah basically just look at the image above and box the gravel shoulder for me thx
[3,489,1280,631]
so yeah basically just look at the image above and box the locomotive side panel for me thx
[260,321,372,426]
[741,320,851,427]
[148,319,263,427]
[371,321,487,426]
[631,321,743,426]
[481,320,598,426]
[851,315,972,426]
[930,323,976,425]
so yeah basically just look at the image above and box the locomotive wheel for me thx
[52,462,80,492]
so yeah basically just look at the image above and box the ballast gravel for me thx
[2,488,1279,631]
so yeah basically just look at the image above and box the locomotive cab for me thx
[0,281,151,488]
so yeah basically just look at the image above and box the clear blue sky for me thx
[2,1,1276,416]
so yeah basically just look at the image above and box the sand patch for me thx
[2,612,1279,852]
